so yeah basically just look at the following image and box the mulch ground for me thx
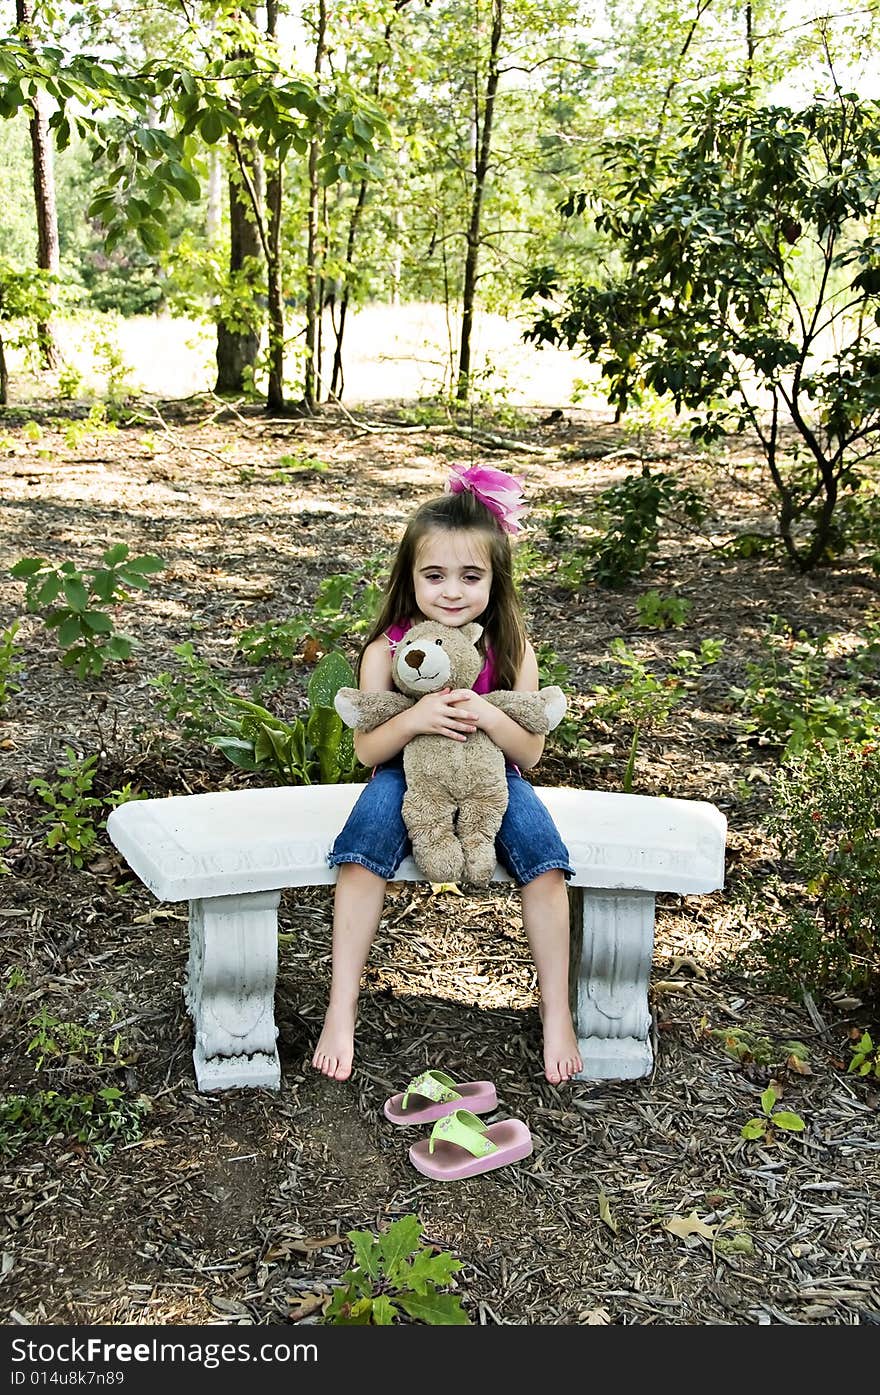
[0,396,878,1328]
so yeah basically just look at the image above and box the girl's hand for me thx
[410,688,479,741]
[445,689,493,732]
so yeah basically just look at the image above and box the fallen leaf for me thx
[430,883,464,896]
[597,1188,618,1233]
[302,637,324,664]
[578,1307,612,1324]
[664,1211,717,1240]
[669,955,708,980]
[787,1053,813,1076]
[265,1234,344,1260]
[287,1292,329,1321]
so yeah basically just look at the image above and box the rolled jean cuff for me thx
[326,851,398,880]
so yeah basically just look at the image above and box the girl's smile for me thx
[413,529,493,627]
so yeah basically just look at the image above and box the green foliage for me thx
[741,1084,805,1144]
[848,1031,880,1081]
[29,747,146,868]
[62,401,118,450]
[731,617,880,757]
[10,544,165,678]
[708,1026,810,1071]
[236,561,386,667]
[749,740,880,997]
[0,801,11,874]
[151,644,364,785]
[636,590,690,630]
[526,89,880,570]
[25,1004,127,1074]
[0,619,23,713]
[0,260,58,397]
[581,467,706,588]
[0,1086,151,1161]
[322,1215,469,1326]
[590,636,724,790]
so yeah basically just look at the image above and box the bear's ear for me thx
[460,622,483,644]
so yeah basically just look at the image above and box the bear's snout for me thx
[404,648,425,669]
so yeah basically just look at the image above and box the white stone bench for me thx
[106,784,726,1091]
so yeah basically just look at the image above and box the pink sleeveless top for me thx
[385,620,500,693]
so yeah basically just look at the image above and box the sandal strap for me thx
[428,1108,498,1158]
[401,1069,460,1111]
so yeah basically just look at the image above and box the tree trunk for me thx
[265,163,286,412]
[456,0,503,402]
[303,0,327,412]
[16,0,59,370]
[215,140,263,395]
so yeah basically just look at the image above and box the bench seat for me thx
[107,784,726,1091]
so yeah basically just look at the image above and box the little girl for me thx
[312,464,583,1086]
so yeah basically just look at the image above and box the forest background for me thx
[0,0,880,1329]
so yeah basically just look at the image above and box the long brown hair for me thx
[360,488,527,689]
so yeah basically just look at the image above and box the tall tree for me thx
[14,0,58,367]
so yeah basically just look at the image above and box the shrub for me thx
[10,544,165,678]
[744,740,880,998]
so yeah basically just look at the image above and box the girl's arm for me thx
[447,640,546,770]
[353,637,481,767]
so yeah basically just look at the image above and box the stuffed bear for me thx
[334,619,567,886]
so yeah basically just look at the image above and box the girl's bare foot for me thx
[540,1003,583,1085]
[311,1004,356,1081]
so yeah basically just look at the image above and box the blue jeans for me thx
[328,761,573,886]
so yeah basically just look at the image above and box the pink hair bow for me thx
[445,464,527,535]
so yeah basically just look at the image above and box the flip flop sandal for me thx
[383,1070,498,1126]
[408,1107,533,1181]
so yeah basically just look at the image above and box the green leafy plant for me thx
[708,1026,810,1072]
[0,1087,151,1161]
[741,1084,805,1144]
[0,619,23,712]
[590,636,724,790]
[730,618,880,757]
[62,402,118,451]
[29,747,146,868]
[322,1215,469,1326]
[57,363,84,399]
[0,801,11,874]
[25,1005,127,1074]
[10,544,165,678]
[636,590,691,630]
[578,466,705,588]
[848,1030,880,1081]
[752,740,880,997]
[152,645,364,785]
[236,561,386,666]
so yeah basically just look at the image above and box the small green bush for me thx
[10,544,165,678]
[743,740,880,998]
[582,467,706,588]
[29,747,146,867]
[322,1215,469,1326]
[0,1086,151,1161]
[636,590,691,630]
[0,619,22,712]
[152,644,364,785]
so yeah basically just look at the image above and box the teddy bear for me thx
[334,619,567,886]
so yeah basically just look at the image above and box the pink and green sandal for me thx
[408,1108,533,1181]
[383,1070,498,1127]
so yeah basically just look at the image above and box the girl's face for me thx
[413,528,493,627]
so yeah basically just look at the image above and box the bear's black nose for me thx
[404,648,425,669]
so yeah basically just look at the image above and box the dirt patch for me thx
[0,397,878,1327]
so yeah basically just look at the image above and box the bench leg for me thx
[569,888,654,1080]
[186,891,281,1091]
